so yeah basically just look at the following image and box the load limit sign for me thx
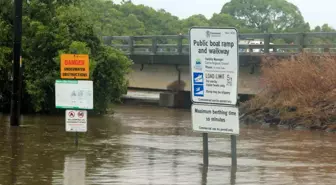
[189,27,239,105]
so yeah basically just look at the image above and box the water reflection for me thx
[201,166,208,185]
[63,154,86,185]
[0,104,335,185]
[230,166,237,185]
[10,128,21,185]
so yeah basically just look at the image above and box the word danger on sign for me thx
[191,104,239,135]
[66,110,87,132]
[61,54,89,79]
[189,27,239,105]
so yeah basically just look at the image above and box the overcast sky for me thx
[115,0,335,28]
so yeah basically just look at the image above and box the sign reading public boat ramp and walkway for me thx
[190,27,240,135]
[190,27,239,105]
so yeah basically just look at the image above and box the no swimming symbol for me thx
[78,111,84,118]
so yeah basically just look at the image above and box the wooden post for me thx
[102,36,111,45]
[128,36,134,55]
[177,35,183,55]
[324,47,330,53]
[152,37,157,55]
[296,33,306,53]
[264,34,270,53]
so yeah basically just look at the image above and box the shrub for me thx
[0,2,132,114]
[241,53,336,123]
[92,46,132,114]
[261,53,336,106]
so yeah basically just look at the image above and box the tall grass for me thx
[261,53,336,107]
[241,53,336,122]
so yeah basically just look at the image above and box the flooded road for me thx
[0,105,335,185]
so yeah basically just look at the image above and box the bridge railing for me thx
[102,32,336,56]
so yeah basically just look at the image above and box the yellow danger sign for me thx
[60,54,89,79]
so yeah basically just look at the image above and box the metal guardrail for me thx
[102,32,336,56]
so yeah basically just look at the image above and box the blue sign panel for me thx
[193,72,204,85]
[193,85,204,97]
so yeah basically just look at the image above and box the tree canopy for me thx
[220,0,310,32]
[0,0,132,114]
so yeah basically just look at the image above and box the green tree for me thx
[209,13,239,27]
[209,13,257,33]
[92,46,131,114]
[320,24,335,32]
[180,14,209,33]
[116,2,181,35]
[308,24,336,46]
[0,0,13,111]
[221,0,309,32]
[0,0,132,113]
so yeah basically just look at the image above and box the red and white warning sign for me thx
[65,110,87,132]
[68,111,76,118]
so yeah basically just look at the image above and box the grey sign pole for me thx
[231,135,237,167]
[203,133,209,166]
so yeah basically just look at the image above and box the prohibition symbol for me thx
[78,111,84,118]
[68,111,75,118]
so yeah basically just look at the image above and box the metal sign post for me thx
[189,27,240,167]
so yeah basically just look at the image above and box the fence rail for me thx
[102,32,336,56]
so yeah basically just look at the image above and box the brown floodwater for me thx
[0,105,335,185]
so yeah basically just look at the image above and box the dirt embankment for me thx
[239,53,336,132]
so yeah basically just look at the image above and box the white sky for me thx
[115,0,335,29]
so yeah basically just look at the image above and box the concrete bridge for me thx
[103,32,336,107]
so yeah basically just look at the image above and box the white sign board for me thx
[55,80,93,109]
[65,110,87,132]
[191,104,239,135]
[189,27,239,105]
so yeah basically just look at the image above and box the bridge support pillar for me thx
[159,91,191,108]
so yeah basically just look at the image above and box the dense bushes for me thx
[0,1,132,114]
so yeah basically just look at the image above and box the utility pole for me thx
[10,0,23,126]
